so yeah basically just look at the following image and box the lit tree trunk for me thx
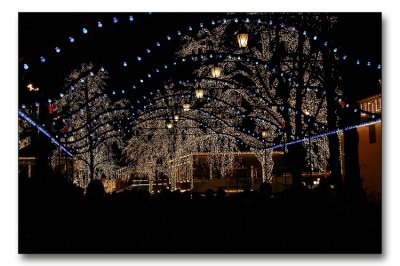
[84,84,95,181]
[322,49,343,185]
[290,27,307,188]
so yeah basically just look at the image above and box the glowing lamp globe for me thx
[183,103,191,112]
[237,33,249,48]
[210,66,222,78]
[166,122,173,129]
[261,130,269,138]
[174,114,179,121]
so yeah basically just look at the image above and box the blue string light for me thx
[23,63,29,70]
[18,110,73,156]
[264,119,381,151]
[98,21,103,28]
[69,37,75,43]
[55,47,61,53]
[82,28,88,34]
[129,15,134,22]
[40,56,46,63]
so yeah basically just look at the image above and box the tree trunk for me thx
[322,50,343,185]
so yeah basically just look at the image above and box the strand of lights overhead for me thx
[264,119,381,151]
[18,110,73,157]
[20,15,381,76]
[123,69,379,125]
[19,15,382,134]
[21,14,138,71]
[126,51,380,104]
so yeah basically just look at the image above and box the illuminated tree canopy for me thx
[53,63,129,181]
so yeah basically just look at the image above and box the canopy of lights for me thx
[19,13,382,191]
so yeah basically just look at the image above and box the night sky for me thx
[18,12,382,107]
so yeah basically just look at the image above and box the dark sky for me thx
[18,12,382,106]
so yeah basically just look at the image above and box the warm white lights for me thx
[27,83,39,92]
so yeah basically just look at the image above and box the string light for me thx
[18,110,73,156]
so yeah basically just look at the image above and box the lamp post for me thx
[261,130,269,183]
[67,136,75,181]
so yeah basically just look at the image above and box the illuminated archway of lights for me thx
[19,13,382,191]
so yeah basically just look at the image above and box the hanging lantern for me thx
[281,121,286,129]
[63,126,69,132]
[182,103,191,112]
[174,114,179,121]
[237,33,249,48]
[195,88,204,99]
[210,66,222,78]
[166,122,173,129]
[261,130,269,138]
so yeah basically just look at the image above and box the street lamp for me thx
[182,103,191,112]
[261,130,269,139]
[195,87,204,99]
[237,33,249,48]
[210,66,222,79]
[174,114,180,121]
[166,122,173,129]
